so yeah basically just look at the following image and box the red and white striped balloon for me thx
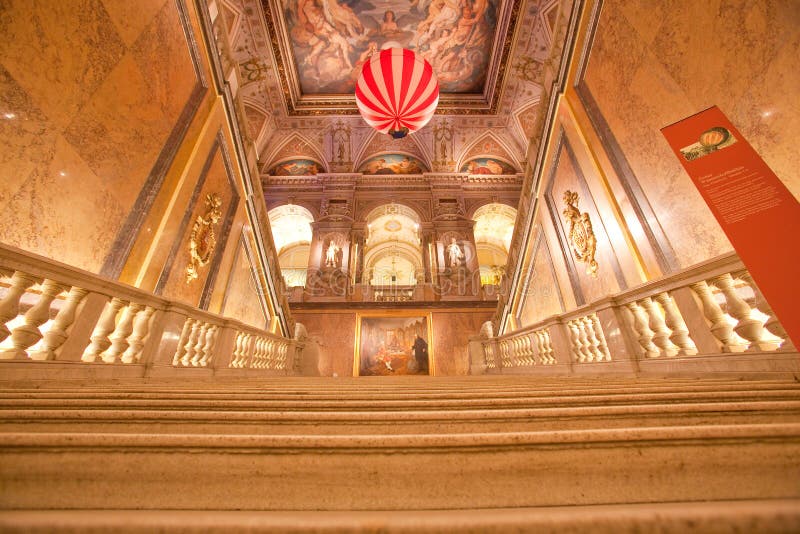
[355,48,439,138]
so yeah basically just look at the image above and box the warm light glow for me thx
[3,112,15,119]
[268,205,314,254]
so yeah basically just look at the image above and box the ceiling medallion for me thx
[186,193,223,283]
[384,219,402,232]
[355,48,439,138]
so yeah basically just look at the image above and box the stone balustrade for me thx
[0,244,300,377]
[472,253,797,376]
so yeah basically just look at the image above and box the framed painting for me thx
[354,312,434,376]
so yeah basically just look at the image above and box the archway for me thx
[268,204,314,287]
[363,204,424,286]
[472,203,518,286]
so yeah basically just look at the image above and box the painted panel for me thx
[358,153,427,174]
[282,0,500,94]
[268,159,322,176]
[357,314,430,376]
[460,157,517,175]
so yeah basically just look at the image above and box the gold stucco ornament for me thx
[186,193,223,283]
[562,190,598,277]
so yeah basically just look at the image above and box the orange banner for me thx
[661,106,800,349]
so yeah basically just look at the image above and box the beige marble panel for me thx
[130,0,197,122]
[101,0,167,47]
[550,143,620,304]
[584,0,800,268]
[432,310,494,376]
[222,238,268,329]
[160,150,235,307]
[518,232,563,327]
[291,311,357,378]
[1,135,125,273]
[0,0,126,131]
[62,53,169,208]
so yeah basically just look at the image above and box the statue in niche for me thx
[562,190,598,277]
[446,237,465,268]
[325,239,342,268]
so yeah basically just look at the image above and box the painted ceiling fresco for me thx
[283,0,500,94]
[460,157,517,175]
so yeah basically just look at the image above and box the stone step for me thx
[2,424,799,510]
[2,500,800,533]
[2,400,799,434]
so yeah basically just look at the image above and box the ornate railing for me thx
[472,253,796,374]
[0,244,301,376]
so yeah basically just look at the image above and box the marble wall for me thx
[581,0,799,267]
[292,308,494,376]
[157,140,238,308]
[518,229,564,327]
[221,234,269,329]
[0,0,202,273]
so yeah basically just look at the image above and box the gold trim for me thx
[186,193,223,283]
[353,310,435,377]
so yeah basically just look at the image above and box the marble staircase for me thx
[1,376,800,532]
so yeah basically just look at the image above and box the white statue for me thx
[325,240,340,267]
[446,237,464,267]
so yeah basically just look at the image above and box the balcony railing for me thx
[471,253,797,376]
[0,244,301,377]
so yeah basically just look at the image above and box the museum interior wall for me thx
[511,0,800,330]
[0,0,275,332]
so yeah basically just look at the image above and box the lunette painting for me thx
[358,315,430,375]
[283,0,500,94]
[357,153,427,174]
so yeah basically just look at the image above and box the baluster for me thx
[199,325,217,367]
[711,273,764,351]
[101,303,143,363]
[484,343,495,369]
[231,332,243,368]
[566,320,582,363]
[654,292,698,356]
[589,314,611,362]
[244,334,256,368]
[736,272,787,351]
[30,287,88,361]
[639,297,679,357]
[250,337,260,368]
[259,338,268,369]
[121,306,155,364]
[580,316,600,362]
[540,330,555,364]
[627,301,660,358]
[82,298,126,363]
[173,318,193,365]
[575,319,592,362]
[0,272,42,346]
[190,322,209,366]
[689,280,746,352]
[181,320,202,366]
[2,279,67,360]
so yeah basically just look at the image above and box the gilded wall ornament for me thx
[562,190,598,277]
[186,193,223,283]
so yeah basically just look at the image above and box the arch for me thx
[357,152,429,175]
[267,204,314,254]
[352,129,431,172]
[456,132,521,173]
[263,132,329,173]
[363,202,424,286]
[472,203,518,286]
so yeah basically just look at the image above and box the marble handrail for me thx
[478,252,795,373]
[0,243,297,373]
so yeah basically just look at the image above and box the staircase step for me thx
[2,500,800,533]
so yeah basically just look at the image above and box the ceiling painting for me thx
[460,157,517,175]
[268,159,324,176]
[262,0,521,114]
[358,153,428,174]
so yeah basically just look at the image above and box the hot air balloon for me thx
[355,48,439,139]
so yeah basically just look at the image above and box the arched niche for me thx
[472,203,518,286]
[268,204,314,286]
[363,203,424,286]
